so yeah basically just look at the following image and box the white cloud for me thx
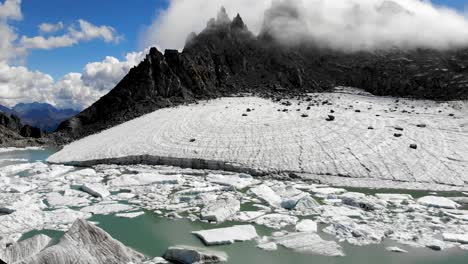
[21,19,122,50]
[141,0,270,50]
[82,49,148,91]
[0,0,23,62]
[69,19,122,43]
[142,0,468,51]
[0,0,134,110]
[0,50,148,110]
[38,21,64,34]
[0,0,21,21]
[20,35,76,50]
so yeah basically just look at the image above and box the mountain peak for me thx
[231,13,247,30]
[217,6,231,24]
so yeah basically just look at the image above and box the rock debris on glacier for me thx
[48,90,468,190]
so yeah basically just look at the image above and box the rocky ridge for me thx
[0,112,49,148]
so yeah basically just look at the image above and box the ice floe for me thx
[192,225,258,245]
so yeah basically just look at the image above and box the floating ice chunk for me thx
[375,193,413,201]
[386,246,408,253]
[80,202,133,215]
[295,219,318,233]
[249,184,282,208]
[442,233,468,244]
[163,245,228,264]
[81,183,110,198]
[42,208,92,229]
[7,183,37,193]
[257,242,278,251]
[116,192,136,200]
[176,186,233,195]
[0,193,45,214]
[417,196,459,209]
[340,192,383,211]
[67,168,97,177]
[0,162,40,176]
[324,218,385,246]
[109,173,182,187]
[254,214,299,229]
[231,211,265,222]
[46,192,89,208]
[200,196,240,223]
[275,232,344,256]
[294,196,321,215]
[116,211,145,218]
[206,173,258,189]
[321,205,363,218]
[192,225,258,246]
[312,187,346,196]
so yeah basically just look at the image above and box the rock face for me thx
[0,112,48,148]
[163,246,227,264]
[55,8,468,141]
[20,219,145,264]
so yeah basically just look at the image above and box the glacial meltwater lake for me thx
[3,148,468,264]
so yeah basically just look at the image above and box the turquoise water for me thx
[0,147,58,164]
[7,148,468,263]
[22,212,468,264]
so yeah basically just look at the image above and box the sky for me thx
[0,0,467,110]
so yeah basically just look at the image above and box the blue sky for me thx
[16,0,168,78]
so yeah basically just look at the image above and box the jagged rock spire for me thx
[217,6,231,24]
[231,13,247,30]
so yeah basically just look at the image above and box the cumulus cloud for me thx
[0,0,133,110]
[38,21,64,34]
[69,19,122,43]
[0,0,23,62]
[0,0,21,21]
[82,50,148,91]
[142,0,468,51]
[0,50,148,110]
[21,19,121,50]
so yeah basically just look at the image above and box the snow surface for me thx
[49,90,468,189]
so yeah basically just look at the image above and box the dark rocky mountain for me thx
[55,8,468,142]
[12,102,79,132]
[0,104,11,114]
[0,112,49,147]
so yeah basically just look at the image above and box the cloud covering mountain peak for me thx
[142,0,468,51]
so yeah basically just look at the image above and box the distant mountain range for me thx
[0,102,79,132]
